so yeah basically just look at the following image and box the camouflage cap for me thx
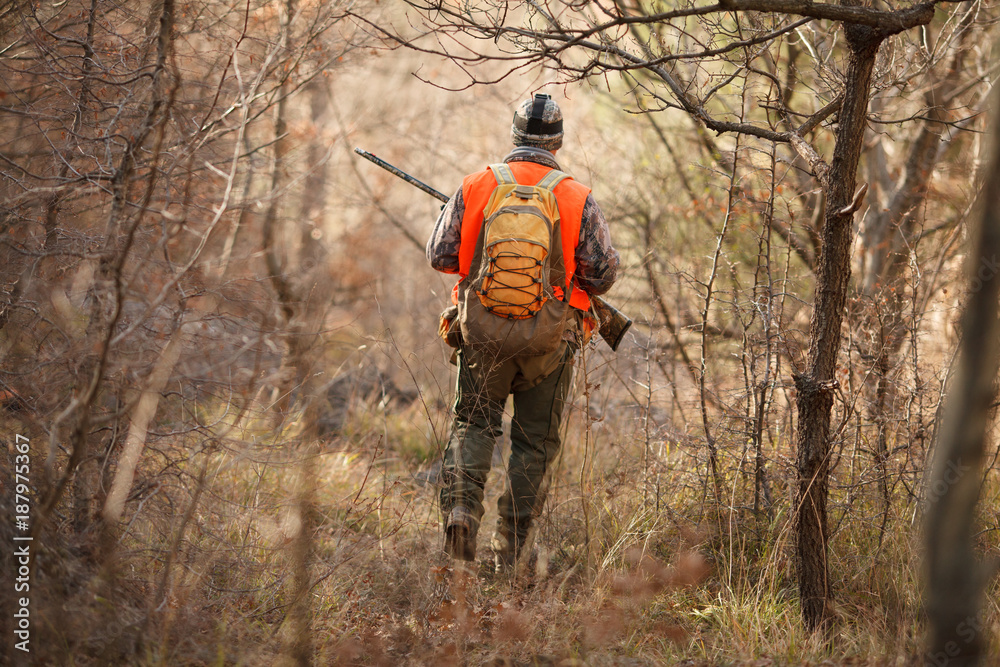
[511,93,563,151]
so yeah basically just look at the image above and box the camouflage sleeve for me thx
[426,185,465,274]
[574,193,620,296]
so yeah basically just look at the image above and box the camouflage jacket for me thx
[425,147,620,298]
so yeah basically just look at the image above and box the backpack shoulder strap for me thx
[536,169,568,192]
[490,163,517,186]
[538,169,572,301]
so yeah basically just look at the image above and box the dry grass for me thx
[11,371,999,666]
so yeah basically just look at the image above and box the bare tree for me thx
[1,0,372,660]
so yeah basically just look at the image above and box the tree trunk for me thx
[794,24,881,632]
[923,86,1000,667]
[298,79,330,272]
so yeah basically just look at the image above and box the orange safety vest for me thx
[453,161,592,312]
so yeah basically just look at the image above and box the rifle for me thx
[354,147,632,351]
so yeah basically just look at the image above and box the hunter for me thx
[426,93,620,572]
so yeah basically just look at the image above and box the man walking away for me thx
[426,93,620,573]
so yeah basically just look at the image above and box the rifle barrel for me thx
[354,148,450,204]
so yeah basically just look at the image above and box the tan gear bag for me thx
[458,164,573,357]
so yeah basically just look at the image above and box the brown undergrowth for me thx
[10,375,999,666]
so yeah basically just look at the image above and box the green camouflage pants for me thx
[440,342,575,562]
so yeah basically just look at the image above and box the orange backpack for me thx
[457,164,573,357]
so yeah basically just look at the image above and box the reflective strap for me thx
[527,94,549,133]
[491,163,517,186]
[536,169,568,192]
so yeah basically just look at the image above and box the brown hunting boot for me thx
[444,506,477,561]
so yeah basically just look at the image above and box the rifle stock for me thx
[591,295,632,352]
[355,147,632,351]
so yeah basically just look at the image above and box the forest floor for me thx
[252,440,993,667]
[15,399,999,666]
